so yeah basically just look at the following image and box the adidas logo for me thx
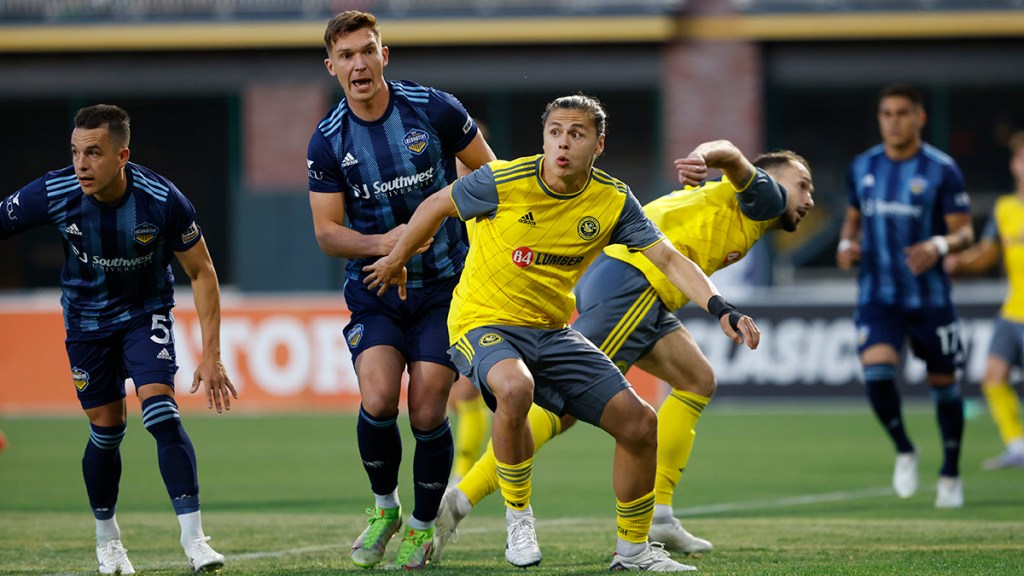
[518,212,536,226]
[341,153,359,168]
[157,348,173,361]
[66,223,82,236]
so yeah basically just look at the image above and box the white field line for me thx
[42,486,895,575]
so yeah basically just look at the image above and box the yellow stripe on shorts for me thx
[599,286,659,360]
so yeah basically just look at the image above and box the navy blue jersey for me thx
[0,163,202,332]
[307,80,478,289]
[846,143,970,308]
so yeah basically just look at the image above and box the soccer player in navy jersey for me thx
[837,84,974,509]
[0,104,236,574]
[306,10,495,569]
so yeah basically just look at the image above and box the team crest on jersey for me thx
[614,360,628,374]
[133,223,159,245]
[857,325,869,346]
[723,251,742,264]
[347,324,365,348]
[72,367,90,391]
[577,216,600,241]
[909,176,928,195]
[479,333,503,347]
[403,129,429,155]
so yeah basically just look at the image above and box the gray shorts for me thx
[989,317,1024,367]
[573,254,682,373]
[449,324,631,426]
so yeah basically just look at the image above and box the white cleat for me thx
[433,487,473,563]
[982,449,1024,470]
[648,517,712,554]
[505,507,542,568]
[184,536,225,572]
[935,476,964,509]
[610,541,697,572]
[96,539,135,575]
[893,452,919,499]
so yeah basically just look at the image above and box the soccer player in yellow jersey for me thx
[365,94,760,571]
[946,131,1024,469]
[431,140,815,561]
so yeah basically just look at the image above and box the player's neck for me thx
[883,139,921,162]
[348,83,391,122]
[91,170,128,205]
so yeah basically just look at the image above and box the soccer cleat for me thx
[351,506,403,568]
[648,517,713,554]
[505,507,542,568]
[892,452,918,498]
[610,541,697,572]
[982,449,1024,470]
[395,526,434,569]
[433,487,472,563]
[184,536,225,573]
[96,539,136,575]
[935,476,964,509]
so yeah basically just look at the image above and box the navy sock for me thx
[932,383,964,477]
[864,364,915,454]
[357,405,402,498]
[142,395,200,514]
[411,418,453,523]
[82,422,126,520]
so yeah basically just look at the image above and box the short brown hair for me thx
[324,10,380,53]
[74,104,130,148]
[541,93,607,136]
[878,83,924,109]
[753,149,810,177]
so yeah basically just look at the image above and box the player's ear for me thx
[594,133,606,158]
[324,58,337,77]
[118,147,130,167]
[381,45,389,68]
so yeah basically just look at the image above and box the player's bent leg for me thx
[450,378,489,483]
[980,357,1024,469]
[407,361,457,531]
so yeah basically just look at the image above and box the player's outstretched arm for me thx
[363,186,459,300]
[642,240,759,349]
[176,237,237,413]
[676,140,755,189]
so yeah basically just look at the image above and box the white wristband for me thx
[930,235,949,256]
[837,239,853,253]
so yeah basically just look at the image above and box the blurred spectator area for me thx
[0,0,1021,292]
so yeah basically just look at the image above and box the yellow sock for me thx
[453,396,489,478]
[527,404,563,450]
[458,440,499,506]
[496,457,533,511]
[616,490,655,543]
[457,404,563,507]
[655,390,709,507]
[983,381,1024,445]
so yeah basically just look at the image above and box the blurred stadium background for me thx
[1,0,1022,411]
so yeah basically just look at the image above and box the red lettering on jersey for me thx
[512,247,534,268]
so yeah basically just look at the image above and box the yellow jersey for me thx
[448,154,664,344]
[993,194,1024,321]
[604,169,783,311]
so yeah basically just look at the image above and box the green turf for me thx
[2,401,1023,574]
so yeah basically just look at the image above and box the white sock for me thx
[1008,438,1024,455]
[178,510,206,547]
[96,515,121,544]
[506,504,533,522]
[616,537,647,557]
[407,516,433,531]
[652,504,674,524]
[374,490,400,510]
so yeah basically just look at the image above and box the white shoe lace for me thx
[97,540,134,574]
[508,516,539,551]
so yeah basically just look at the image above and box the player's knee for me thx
[488,375,534,416]
[611,402,657,450]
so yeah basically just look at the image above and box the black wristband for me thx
[726,310,743,332]
[707,295,735,319]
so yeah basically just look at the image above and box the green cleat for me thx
[395,526,434,569]
[350,506,402,568]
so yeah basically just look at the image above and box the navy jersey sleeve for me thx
[938,161,970,215]
[165,185,203,252]
[845,163,861,211]
[0,176,53,240]
[450,164,499,220]
[429,88,479,157]
[737,167,787,221]
[610,189,665,250]
[307,128,347,193]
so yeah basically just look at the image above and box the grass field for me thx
[2,401,1023,575]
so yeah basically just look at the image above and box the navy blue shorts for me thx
[855,302,964,375]
[343,275,457,371]
[66,308,179,409]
